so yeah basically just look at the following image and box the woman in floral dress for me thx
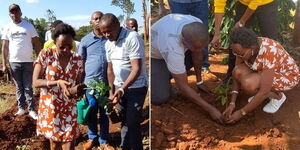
[222,27,300,124]
[32,23,83,150]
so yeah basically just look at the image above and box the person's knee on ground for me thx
[232,64,253,82]
[240,73,260,95]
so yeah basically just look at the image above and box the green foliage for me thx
[221,55,229,65]
[213,79,231,106]
[86,77,111,107]
[75,25,92,41]
[23,16,47,45]
[112,0,135,18]
[209,0,296,50]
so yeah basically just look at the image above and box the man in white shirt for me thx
[151,14,223,123]
[1,4,41,119]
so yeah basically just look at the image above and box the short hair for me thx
[51,23,76,40]
[50,20,63,28]
[100,13,120,26]
[9,4,21,12]
[229,27,258,48]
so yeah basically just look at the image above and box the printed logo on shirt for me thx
[11,31,27,38]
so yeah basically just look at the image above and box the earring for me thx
[251,50,254,56]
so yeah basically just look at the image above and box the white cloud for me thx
[61,15,90,21]
[26,0,39,3]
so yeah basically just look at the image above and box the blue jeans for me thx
[85,89,109,144]
[117,86,147,150]
[169,0,210,68]
[10,62,34,111]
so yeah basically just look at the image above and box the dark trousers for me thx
[118,86,147,150]
[10,62,35,111]
[226,0,278,77]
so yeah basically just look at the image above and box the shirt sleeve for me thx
[127,32,144,60]
[35,49,47,70]
[1,26,9,40]
[29,23,39,38]
[105,42,111,62]
[77,41,87,60]
[214,0,227,13]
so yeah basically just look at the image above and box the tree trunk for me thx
[292,0,300,46]
[142,0,149,41]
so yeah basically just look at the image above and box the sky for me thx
[0,0,147,33]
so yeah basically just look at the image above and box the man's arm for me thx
[172,72,223,123]
[211,13,224,49]
[1,40,9,73]
[234,8,255,28]
[107,62,115,97]
[32,36,41,55]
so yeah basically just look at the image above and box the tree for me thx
[75,26,92,41]
[45,9,57,24]
[111,0,135,18]
[142,0,149,41]
[293,0,300,46]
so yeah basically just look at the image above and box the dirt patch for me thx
[151,53,300,150]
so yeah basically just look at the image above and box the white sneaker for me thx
[248,96,254,103]
[15,108,25,116]
[29,111,38,120]
[263,93,286,114]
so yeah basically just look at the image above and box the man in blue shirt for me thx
[77,11,114,150]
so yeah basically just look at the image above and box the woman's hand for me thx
[208,107,224,124]
[211,34,221,50]
[223,103,235,119]
[57,80,72,99]
[225,110,243,124]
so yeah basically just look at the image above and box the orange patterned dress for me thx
[251,37,300,91]
[35,48,83,142]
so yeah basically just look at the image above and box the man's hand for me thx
[233,21,245,30]
[225,110,243,124]
[108,89,123,106]
[208,107,224,124]
[211,34,221,50]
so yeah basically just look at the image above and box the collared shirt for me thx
[77,32,108,84]
[105,27,148,88]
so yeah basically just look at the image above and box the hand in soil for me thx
[223,104,235,119]
[208,107,224,124]
[225,110,243,124]
[197,84,214,95]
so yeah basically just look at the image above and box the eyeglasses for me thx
[232,51,244,58]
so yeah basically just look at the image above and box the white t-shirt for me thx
[1,20,38,62]
[151,14,202,74]
[105,28,148,88]
[45,30,52,41]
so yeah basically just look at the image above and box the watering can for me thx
[77,98,90,125]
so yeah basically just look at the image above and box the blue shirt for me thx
[77,32,108,84]
[105,28,148,88]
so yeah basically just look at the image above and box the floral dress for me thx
[251,37,300,91]
[35,48,83,142]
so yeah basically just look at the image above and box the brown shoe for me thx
[83,140,94,150]
[98,144,115,150]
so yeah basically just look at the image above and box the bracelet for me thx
[46,80,50,87]
[237,21,243,27]
[196,81,204,85]
[240,109,247,116]
[229,102,235,106]
[231,90,239,94]
[57,80,61,88]
[118,87,125,96]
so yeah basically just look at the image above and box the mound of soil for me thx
[151,53,300,150]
